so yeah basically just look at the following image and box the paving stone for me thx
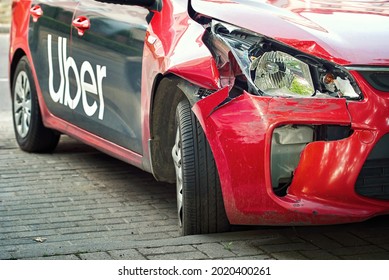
[247,236,294,247]
[195,243,236,259]
[2,202,54,211]
[48,215,96,223]
[57,225,109,235]
[343,252,389,260]
[300,250,340,260]
[79,252,113,260]
[10,244,81,259]
[351,225,389,239]
[136,233,173,241]
[260,242,318,253]
[138,225,178,234]
[375,243,389,251]
[138,245,196,256]
[298,233,343,249]
[221,255,274,260]
[27,254,81,260]
[329,245,385,257]
[76,218,127,227]
[0,251,14,260]
[0,212,67,223]
[324,232,369,247]
[108,249,146,260]
[0,225,30,233]
[221,240,265,257]
[272,251,308,260]
[0,238,34,247]
[361,236,389,246]
[147,251,208,260]
[6,229,58,239]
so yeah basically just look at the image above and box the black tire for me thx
[172,98,230,235]
[11,56,60,152]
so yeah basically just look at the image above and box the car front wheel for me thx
[172,98,230,235]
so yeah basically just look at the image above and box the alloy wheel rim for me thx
[14,71,31,138]
[172,127,183,227]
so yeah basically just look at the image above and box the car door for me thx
[28,0,79,123]
[69,0,151,154]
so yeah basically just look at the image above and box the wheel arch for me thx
[149,74,203,183]
[9,48,27,89]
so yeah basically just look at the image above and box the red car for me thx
[9,0,389,235]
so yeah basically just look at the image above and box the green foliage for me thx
[289,78,313,96]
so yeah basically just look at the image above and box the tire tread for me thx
[176,99,229,235]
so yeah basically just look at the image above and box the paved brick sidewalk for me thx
[1,110,389,260]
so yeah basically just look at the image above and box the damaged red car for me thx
[9,0,389,235]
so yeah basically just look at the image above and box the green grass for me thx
[289,78,313,96]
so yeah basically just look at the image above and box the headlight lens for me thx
[207,21,362,100]
[251,51,315,97]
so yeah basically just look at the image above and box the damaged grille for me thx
[355,134,389,200]
[360,71,389,92]
[352,67,389,92]
[355,159,389,200]
[197,88,216,98]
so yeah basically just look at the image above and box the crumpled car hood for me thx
[191,0,389,65]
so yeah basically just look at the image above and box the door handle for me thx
[30,5,43,22]
[72,16,90,36]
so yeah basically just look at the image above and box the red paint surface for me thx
[191,0,389,65]
[193,85,389,225]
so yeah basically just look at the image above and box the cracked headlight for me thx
[251,51,314,97]
[206,21,362,100]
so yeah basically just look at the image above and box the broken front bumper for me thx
[192,70,389,225]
